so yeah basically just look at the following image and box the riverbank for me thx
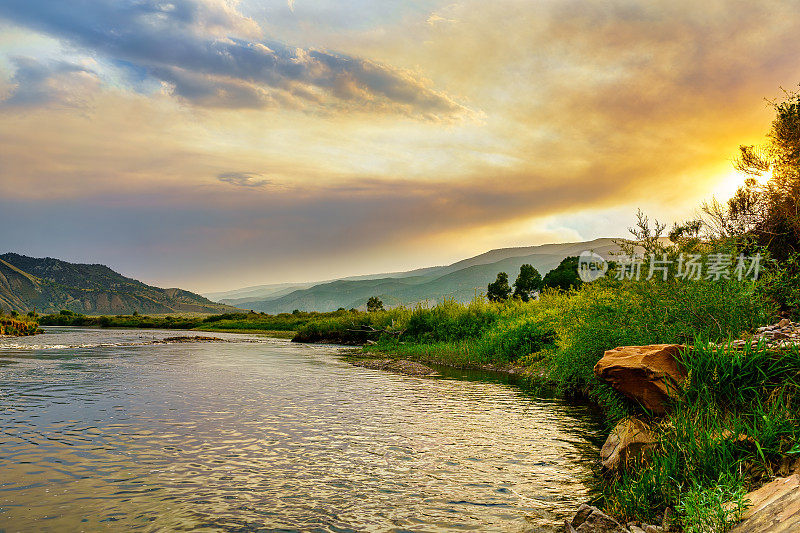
[0,316,40,336]
[38,309,348,337]
[287,278,800,531]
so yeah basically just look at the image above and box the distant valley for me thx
[0,239,628,316]
[206,238,626,313]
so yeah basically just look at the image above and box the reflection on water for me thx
[0,328,602,532]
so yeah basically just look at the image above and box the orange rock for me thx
[730,475,800,532]
[594,344,687,414]
[600,417,657,474]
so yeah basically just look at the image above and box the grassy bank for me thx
[294,275,771,400]
[0,314,40,336]
[606,341,800,529]
[38,309,363,336]
[289,268,789,530]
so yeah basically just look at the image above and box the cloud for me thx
[1,56,100,108]
[217,172,271,188]
[0,0,465,119]
[2,0,800,290]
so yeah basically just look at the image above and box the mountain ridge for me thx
[0,253,238,315]
[214,238,626,313]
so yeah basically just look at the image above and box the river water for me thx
[0,327,602,532]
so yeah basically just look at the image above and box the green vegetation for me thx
[486,271,511,302]
[512,263,542,302]
[541,256,583,290]
[606,342,800,526]
[366,296,384,312]
[39,309,354,335]
[0,310,40,336]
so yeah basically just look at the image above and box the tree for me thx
[695,89,800,259]
[367,296,384,312]
[542,257,583,290]
[487,272,512,302]
[512,264,542,302]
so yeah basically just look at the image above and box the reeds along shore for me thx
[0,316,39,336]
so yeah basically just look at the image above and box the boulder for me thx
[594,345,687,414]
[600,417,657,474]
[566,504,627,532]
[729,475,800,533]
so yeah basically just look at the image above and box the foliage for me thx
[604,342,800,527]
[366,296,384,312]
[625,209,669,255]
[542,257,583,290]
[549,276,773,405]
[487,272,512,302]
[760,251,800,319]
[677,484,748,533]
[39,309,360,334]
[512,263,542,302]
[0,315,40,336]
[471,310,556,362]
[674,89,800,261]
[401,299,500,343]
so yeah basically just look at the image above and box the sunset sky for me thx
[1,0,799,292]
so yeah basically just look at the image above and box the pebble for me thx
[723,319,800,350]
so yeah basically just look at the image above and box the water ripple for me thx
[0,327,602,532]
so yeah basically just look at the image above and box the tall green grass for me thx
[291,275,773,385]
[604,342,800,529]
[547,277,772,413]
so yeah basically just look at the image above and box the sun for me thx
[713,168,773,200]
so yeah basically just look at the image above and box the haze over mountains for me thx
[0,253,236,315]
[0,239,628,316]
[207,238,625,313]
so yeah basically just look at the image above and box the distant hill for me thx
[211,238,628,313]
[0,253,238,315]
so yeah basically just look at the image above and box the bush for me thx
[472,310,556,362]
[402,299,500,343]
[760,251,800,318]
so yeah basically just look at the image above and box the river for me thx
[0,327,602,532]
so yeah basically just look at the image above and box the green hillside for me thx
[228,238,626,313]
[0,253,238,315]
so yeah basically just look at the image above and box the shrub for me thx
[472,310,556,362]
[760,251,800,318]
[402,299,500,343]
